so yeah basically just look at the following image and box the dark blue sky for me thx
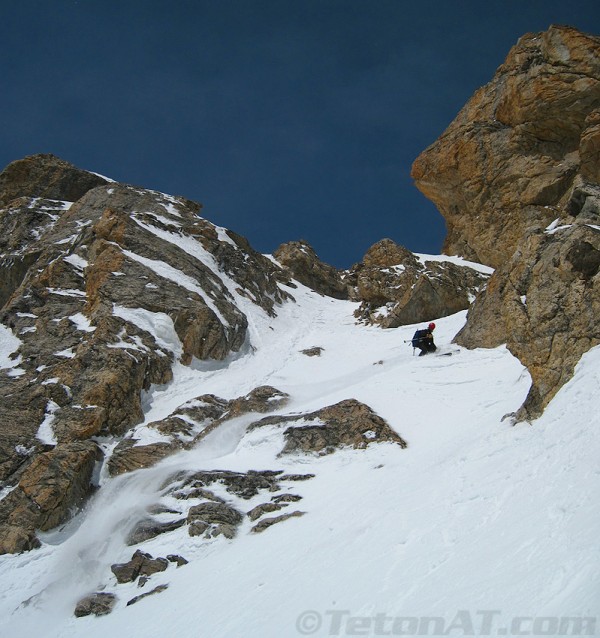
[1,1,598,267]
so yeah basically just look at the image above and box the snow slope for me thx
[0,278,598,637]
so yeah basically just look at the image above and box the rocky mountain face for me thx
[412,25,600,419]
[0,154,424,559]
[274,237,489,327]
[0,154,294,553]
[412,25,600,269]
[1,23,597,571]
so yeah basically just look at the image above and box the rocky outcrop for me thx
[251,510,305,533]
[412,25,600,269]
[108,386,290,476]
[126,517,187,545]
[250,398,407,455]
[412,25,600,418]
[0,154,293,554]
[126,584,168,607]
[347,239,489,327]
[187,502,243,539]
[273,240,349,299]
[455,217,600,419]
[111,550,169,584]
[0,153,108,208]
[0,441,100,554]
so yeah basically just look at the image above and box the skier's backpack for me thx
[411,329,426,348]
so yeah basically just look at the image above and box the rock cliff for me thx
[412,25,600,269]
[412,25,600,418]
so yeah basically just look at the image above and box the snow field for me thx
[0,279,598,637]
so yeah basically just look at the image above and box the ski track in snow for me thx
[1,280,599,637]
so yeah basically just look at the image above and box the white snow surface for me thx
[415,253,494,275]
[0,279,598,637]
[0,324,22,370]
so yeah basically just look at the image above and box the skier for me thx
[411,322,437,356]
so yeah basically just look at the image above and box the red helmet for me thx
[428,322,436,330]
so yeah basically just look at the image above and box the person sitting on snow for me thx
[411,322,437,356]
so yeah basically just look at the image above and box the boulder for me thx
[111,550,169,583]
[125,517,186,546]
[74,592,117,617]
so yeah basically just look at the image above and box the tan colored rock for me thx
[361,239,419,269]
[412,25,600,268]
[17,441,100,530]
[348,239,488,327]
[74,592,117,617]
[0,441,100,553]
[251,510,305,533]
[0,153,107,207]
[107,440,180,477]
[274,240,349,299]
[580,110,600,184]
[455,219,600,419]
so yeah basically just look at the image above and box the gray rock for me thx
[74,592,117,617]
[127,584,168,607]
[250,399,407,455]
[111,550,169,583]
[251,511,305,533]
[300,346,324,357]
[126,518,186,546]
[247,502,288,521]
[166,554,188,566]
[347,239,488,327]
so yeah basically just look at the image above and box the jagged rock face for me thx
[347,239,489,327]
[455,216,600,419]
[273,240,349,299]
[0,441,100,554]
[0,154,292,553]
[412,25,600,269]
[411,25,600,419]
[0,153,108,208]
